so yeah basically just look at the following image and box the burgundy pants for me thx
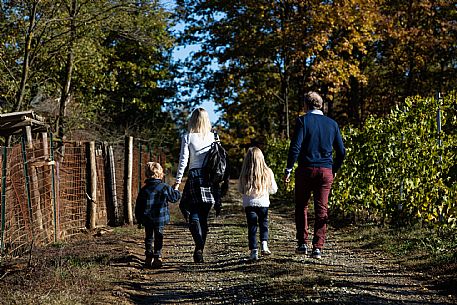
[294,167,334,249]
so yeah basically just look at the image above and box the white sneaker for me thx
[261,241,271,255]
[249,249,259,261]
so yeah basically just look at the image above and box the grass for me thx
[336,222,457,296]
[339,224,457,264]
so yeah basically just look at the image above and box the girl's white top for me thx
[175,132,215,184]
[242,168,278,208]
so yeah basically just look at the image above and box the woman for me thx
[174,108,221,263]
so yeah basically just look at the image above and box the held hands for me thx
[173,182,180,190]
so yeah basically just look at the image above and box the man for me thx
[284,91,345,259]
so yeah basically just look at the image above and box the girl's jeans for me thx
[144,225,164,258]
[245,206,269,250]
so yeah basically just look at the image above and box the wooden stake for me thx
[87,142,97,229]
[124,136,133,225]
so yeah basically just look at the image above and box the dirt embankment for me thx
[1,180,456,304]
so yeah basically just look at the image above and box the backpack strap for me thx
[213,131,220,142]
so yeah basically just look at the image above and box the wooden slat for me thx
[0,110,48,136]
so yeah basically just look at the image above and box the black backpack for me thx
[202,132,229,187]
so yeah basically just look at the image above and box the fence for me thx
[0,134,166,258]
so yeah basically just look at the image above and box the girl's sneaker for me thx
[261,241,271,256]
[249,249,259,261]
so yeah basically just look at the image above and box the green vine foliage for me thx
[264,138,295,199]
[332,93,457,227]
[264,94,456,228]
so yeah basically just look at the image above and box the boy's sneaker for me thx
[193,249,204,263]
[144,256,153,268]
[311,248,322,259]
[249,249,259,261]
[152,257,163,269]
[295,244,308,254]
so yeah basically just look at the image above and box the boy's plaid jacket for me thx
[135,178,181,227]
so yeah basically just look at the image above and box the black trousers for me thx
[144,225,164,258]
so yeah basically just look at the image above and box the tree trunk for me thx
[279,0,291,139]
[14,1,38,112]
[350,76,361,125]
[57,0,77,140]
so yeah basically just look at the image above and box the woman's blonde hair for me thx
[238,147,272,196]
[188,108,211,134]
[145,162,164,179]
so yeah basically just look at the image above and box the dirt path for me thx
[99,181,456,305]
[1,180,456,304]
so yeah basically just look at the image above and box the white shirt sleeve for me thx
[269,168,278,194]
[175,134,190,183]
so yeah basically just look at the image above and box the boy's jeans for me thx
[245,206,269,250]
[144,225,164,258]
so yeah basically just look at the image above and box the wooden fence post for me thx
[25,126,44,231]
[104,143,118,226]
[21,129,33,228]
[41,132,52,241]
[86,142,97,229]
[1,146,7,254]
[124,136,133,225]
[138,142,142,193]
[49,133,59,242]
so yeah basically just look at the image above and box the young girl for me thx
[238,147,278,260]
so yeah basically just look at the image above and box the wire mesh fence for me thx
[0,135,166,258]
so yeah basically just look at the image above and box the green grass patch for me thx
[339,224,457,269]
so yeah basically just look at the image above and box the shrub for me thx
[332,93,457,227]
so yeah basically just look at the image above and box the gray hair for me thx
[304,91,323,110]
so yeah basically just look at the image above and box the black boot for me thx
[189,222,204,250]
[144,255,153,268]
[189,222,204,263]
[193,248,204,263]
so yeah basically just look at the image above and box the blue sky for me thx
[171,45,220,123]
[166,1,221,124]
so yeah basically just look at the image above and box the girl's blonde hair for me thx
[188,108,211,134]
[145,162,164,179]
[238,147,272,196]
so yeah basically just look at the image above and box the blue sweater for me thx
[286,112,346,173]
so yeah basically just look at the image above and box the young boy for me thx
[135,162,181,268]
